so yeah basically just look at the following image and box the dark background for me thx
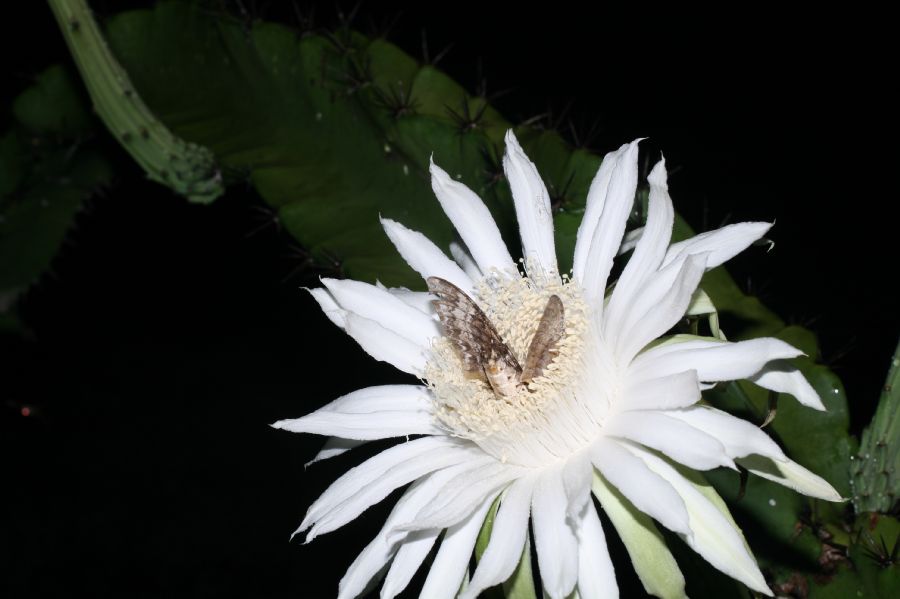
[1,2,895,597]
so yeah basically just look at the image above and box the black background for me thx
[1,2,895,597]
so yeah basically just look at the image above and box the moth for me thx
[427,277,565,398]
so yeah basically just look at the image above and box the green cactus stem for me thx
[47,0,223,203]
[851,337,900,514]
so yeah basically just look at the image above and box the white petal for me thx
[381,217,475,294]
[749,360,826,410]
[603,411,735,471]
[663,222,773,270]
[591,471,687,599]
[591,437,690,535]
[578,140,641,310]
[429,159,516,275]
[307,287,347,328]
[562,450,593,520]
[621,370,701,412]
[381,528,441,599]
[573,142,630,280]
[320,385,434,414]
[605,158,674,346]
[662,406,787,462]
[617,226,643,256]
[737,455,843,501]
[305,437,365,467]
[503,130,558,274]
[338,469,463,599]
[632,337,804,384]
[532,465,579,599]
[626,445,772,596]
[401,461,524,532]
[449,241,483,281]
[308,445,481,541]
[323,278,439,347]
[272,392,444,441]
[272,408,440,440]
[419,495,494,599]
[300,437,466,535]
[380,284,435,316]
[576,505,618,599]
[616,252,709,363]
[461,475,536,599]
[343,313,427,376]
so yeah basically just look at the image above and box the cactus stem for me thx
[47,0,224,204]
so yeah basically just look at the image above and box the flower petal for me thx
[307,286,347,328]
[737,455,843,501]
[272,406,440,440]
[626,445,772,596]
[632,337,804,384]
[661,406,787,462]
[419,495,495,599]
[663,221,773,270]
[591,470,687,599]
[400,461,524,532]
[562,449,593,520]
[749,360,826,410]
[381,528,441,599]
[461,475,536,599]
[578,140,641,310]
[617,226,643,256]
[337,469,466,599]
[603,411,735,471]
[317,384,434,414]
[381,217,474,294]
[503,130,558,274]
[378,284,435,316]
[305,437,364,467]
[300,437,468,537]
[323,277,439,347]
[343,313,427,376]
[573,142,630,280]
[605,158,674,346]
[429,159,516,275]
[616,252,709,363]
[449,241,483,281]
[621,370,701,412]
[309,447,482,542]
[591,437,690,535]
[532,465,579,599]
[576,505,618,599]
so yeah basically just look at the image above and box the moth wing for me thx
[521,294,565,383]
[427,277,522,378]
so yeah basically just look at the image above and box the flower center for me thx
[425,270,608,467]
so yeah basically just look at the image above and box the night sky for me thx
[2,2,894,597]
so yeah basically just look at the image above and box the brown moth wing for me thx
[426,277,522,396]
[520,295,565,383]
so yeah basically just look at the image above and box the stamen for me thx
[425,269,607,467]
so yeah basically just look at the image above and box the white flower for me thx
[273,131,841,599]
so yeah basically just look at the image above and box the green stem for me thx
[850,336,900,514]
[47,0,223,203]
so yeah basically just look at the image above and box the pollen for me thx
[425,268,602,466]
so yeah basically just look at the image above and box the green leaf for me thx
[1,65,112,319]
[12,64,93,136]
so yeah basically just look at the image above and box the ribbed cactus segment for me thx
[851,338,900,514]
[47,0,223,204]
